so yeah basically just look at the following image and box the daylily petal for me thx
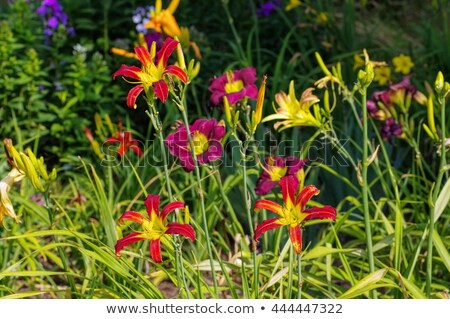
[200,143,222,163]
[161,13,182,38]
[226,91,246,105]
[166,222,196,241]
[130,145,143,157]
[297,185,320,209]
[157,38,178,67]
[244,85,258,100]
[150,239,162,263]
[112,65,142,80]
[212,122,226,140]
[254,199,283,215]
[105,137,120,144]
[303,205,337,221]
[165,65,188,83]
[118,211,146,225]
[237,67,258,83]
[134,46,153,68]
[153,79,169,103]
[118,143,126,156]
[255,178,277,195]
[126,84,144,109]
[160,201,185,221]
[289,225,302,254]
[280,175,298,205]
[254,217,284,240]
[167,0,180,14]
[115,232,146,257]
[122,132,131,142]
[144,194,160,218]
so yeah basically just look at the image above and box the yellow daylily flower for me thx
[0,168,25,225]
[353,53,365,70]
[286,0,301,11]
[315,12,328,26]
[262,81,321,130]
[1,139,56,226]
[392,54,414,75]
[145,0,182,38]
[374,66,391,85]
[110,47,139,60]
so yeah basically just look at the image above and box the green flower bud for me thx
[435,71,444,94]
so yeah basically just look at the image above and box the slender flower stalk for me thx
[145,108,173,200]
[170,83,220,296]
[426,72,448,297]
[179,106,219,296]
[241,140,260,298]
[297,253,302,298]
[360,80,376,298]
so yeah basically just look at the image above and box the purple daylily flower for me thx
[166,119,225,172]
[255,156,307,195]
[208,67,258,106]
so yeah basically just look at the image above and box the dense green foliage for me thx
[0,0,449,299]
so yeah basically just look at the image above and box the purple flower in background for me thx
[132,6,153,34]
[381,117,403,141]
[36,0,74,40]
[366,100,385,120]
[256,0,281,17]
[144,31,164,51]
[30,194,44,206]
[47,16,59,29]
[54,82,63,91]
[372,89,391,107]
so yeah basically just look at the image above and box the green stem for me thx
[361,88,376,298]
[145,110,172,199]
[123,153,147,197]
[370,120,402,272]
[180,108,219,297]
[44,193,78,297]
[426,93,447,297]
[240,140,259,298]
[210,168,245,236]
[297,253,302,299]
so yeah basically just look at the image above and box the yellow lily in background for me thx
[286,0,301,11]
[1,139,57,226]
[262,81,321,130]
[145,0,182,38]
[392,54,414,75]
[0,168,25,225]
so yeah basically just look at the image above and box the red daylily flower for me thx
[254,175,336,254]
[115,194,196,263]
[105,131,143,157]
[113,37,188,108]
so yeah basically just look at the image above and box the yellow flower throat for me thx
[190,131,209,155]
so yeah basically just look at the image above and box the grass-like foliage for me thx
[0,0,449,299]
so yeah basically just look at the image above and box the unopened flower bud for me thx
[435,71,444,94]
